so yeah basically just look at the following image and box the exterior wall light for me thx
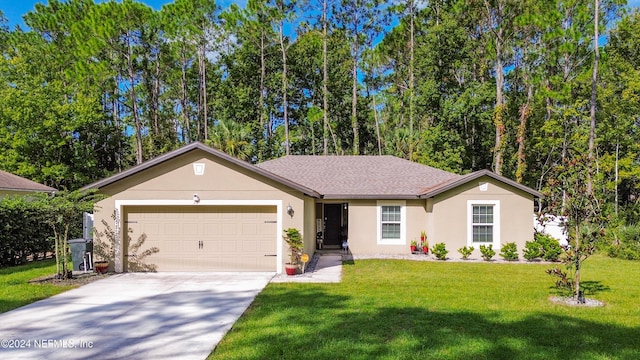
[287,203,294,217]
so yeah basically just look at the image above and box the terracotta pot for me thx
[94,261,109,274]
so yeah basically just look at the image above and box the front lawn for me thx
[0,260,77,313]
[210,255,640,359]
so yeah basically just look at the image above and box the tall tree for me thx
[476,0,519,175]
[335,0,384,154]
[587,0,599,195]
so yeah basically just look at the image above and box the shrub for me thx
[458,246,474,260]
[536,233,562,262]
[523,240,540,261]
[499,242,519,261]
[546,266,574,297]
[0,196,54,267]
[283,228,303,264]
[479,244,495,261]
[432,243,448,260]
[605,225,640,260]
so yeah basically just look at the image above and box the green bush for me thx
[536,233,562,262]
[605,225,640,260]
[0,196,54,267]
[479,244,495,261]
[432,243,448,260]
[523,240,540,261]
[499,242,519,261]
[458,246,474,260]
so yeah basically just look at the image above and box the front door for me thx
[324,204,342,247]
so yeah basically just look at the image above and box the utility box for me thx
[69,238,93,271]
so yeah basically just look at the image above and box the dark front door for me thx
[324,204,342,246]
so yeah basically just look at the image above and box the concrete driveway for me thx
[0,272,274,360]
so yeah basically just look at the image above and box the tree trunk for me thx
[493,25,505,175]
[180,48,191,143]
[279,21,290,155]
[260,30,266,134]
[351,42,359,155]
[516,83,533,183]
[322,0,329,155]
[127,37,144,165]
[408,0,415,160]
[153,58,160,136]
[587,0,599,196]
[574,222,581,301]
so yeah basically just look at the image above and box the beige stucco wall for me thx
[430,176,535,259]
[92,150,308,273]
[337,176,534,259]
[346,199,429,255]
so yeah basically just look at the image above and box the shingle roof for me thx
[257,155,461,199]
[419,169,543,198]
[0,170,56,193]
[83,142,542,200]
[82,142,321,198]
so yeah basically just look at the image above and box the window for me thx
[467,200,500,247]
[472,205,493,243]
[377,201,406,245]
[381,206,401,239]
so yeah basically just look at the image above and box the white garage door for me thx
[123,205,278,271]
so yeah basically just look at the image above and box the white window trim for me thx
[377,200,406,245]
[467,200,500,249]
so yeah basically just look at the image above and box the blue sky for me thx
[2,0,639,30]
[0,0,243,29]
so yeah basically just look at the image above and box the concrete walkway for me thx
[271,254,343,283]
[0,272,273,360]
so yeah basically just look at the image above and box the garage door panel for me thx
[124,205,277,272]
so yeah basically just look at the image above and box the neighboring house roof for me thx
[0,170,56,193]
[82,142,321,198]
[257,155,462,199]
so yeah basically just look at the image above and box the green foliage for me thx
[523,240,541,262]
[283,228,303,264]
[534,233,563,262]
[604,224,640,260]
[545,266,574,297]
[479,244,495,261]
[0,196,53,267]
[499,242,519,261]
[458,246,474,260]
[432,242,448,260]
[38,190,105,278]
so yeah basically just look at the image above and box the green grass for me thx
[210,255,640,359]
[0,260,77,313]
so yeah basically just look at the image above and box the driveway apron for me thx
[0,272,273,360]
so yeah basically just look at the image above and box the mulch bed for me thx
[28,272,112,286]
[549,296,605,307]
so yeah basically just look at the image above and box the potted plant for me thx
[410,240,418,254]
[420,231,428,254]
[283,228,303,275]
